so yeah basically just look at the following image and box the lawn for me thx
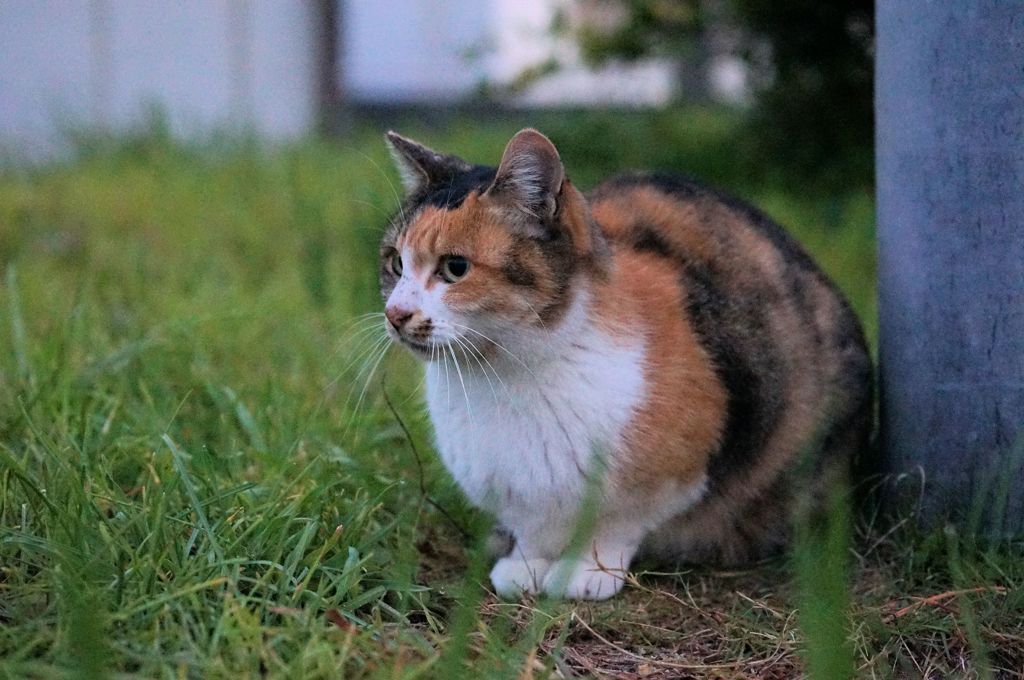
[0,110,1020,678]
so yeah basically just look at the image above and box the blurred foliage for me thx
[567,0,875,188]
[732,0,874,184]
[569,0,704,62]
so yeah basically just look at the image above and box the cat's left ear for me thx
[487,129,564,222]
[385,131,471,197]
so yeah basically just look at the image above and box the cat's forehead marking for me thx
[403,196,509,260]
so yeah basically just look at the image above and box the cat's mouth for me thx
[395,335,437,359]
[389,327,463,361]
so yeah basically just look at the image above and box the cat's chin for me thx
[396,337,435,360]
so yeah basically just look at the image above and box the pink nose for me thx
[386,306,414,330]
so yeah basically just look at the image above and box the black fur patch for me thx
[535,228,577,323]
[415,164,497,211]
[632,227,673,258]
[382,164,496,249]
[679,258,785,488]
[502,243,537,287]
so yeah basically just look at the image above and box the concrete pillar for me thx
[876,2,1024,532]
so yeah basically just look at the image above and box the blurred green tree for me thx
[567,0,874,186]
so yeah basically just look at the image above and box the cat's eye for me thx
[439,255,470,283]
[387,251,403,277]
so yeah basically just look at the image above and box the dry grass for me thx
[405,507,1024,680]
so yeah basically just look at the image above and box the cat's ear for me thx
[385,131,471,197]
[487,129,564,222]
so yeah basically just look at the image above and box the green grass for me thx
[0,111,1020,678]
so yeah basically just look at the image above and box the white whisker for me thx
[521,299,549,331]
[343,334,390,396]
[353,148,408,227]
[452,332,504,405]
[449,322,534,377]
[446,342,474,424]
[442,342,452,413]
[343,337,392,434]
[330,328,390,393]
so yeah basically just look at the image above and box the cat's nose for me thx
[386,306,414,331]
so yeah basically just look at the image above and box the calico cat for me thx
[378,128,872,600]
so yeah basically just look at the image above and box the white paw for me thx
[542,559,626,600]
[489,557,551,599]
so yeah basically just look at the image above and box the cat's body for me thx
[379,129,872,600]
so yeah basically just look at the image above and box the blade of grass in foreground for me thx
[794,483,854,680]
[946,524,994,680]
[162,433,224,563]
[5,265,32,384]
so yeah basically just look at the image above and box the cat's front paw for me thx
[490,557,551,598]
[542,559,626,600]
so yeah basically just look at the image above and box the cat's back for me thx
[586,172,859,363]
[589,171,819,292]
[588,172,872,564]
[588,172,860,359]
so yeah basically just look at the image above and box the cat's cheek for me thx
[442,285,521,321]
[439,285,481,313]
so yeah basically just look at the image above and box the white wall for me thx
[0,1,93,156]
[0,0,695,159]
[0,0,318,158]
[341,0,677,107]
[342,0,489,101]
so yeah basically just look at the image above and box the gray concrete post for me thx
[876,2,1024,532]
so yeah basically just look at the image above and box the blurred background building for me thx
[0,0,749,158]
[2,1,323,155]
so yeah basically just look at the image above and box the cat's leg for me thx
[485,522,515,559]
[488,522,548,598]
[490,503,580,597]
[489,521,562,598]
[542,520,646,600]
[490,534,553,597]
[490,554,551,598]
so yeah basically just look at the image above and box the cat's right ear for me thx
[385,131,470,197]
[486,129,564,223]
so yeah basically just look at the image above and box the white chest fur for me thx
[425,323,646,529]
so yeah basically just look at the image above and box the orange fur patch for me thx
[591,250,726,491]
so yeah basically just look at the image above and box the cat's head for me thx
[379,128,607,362]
